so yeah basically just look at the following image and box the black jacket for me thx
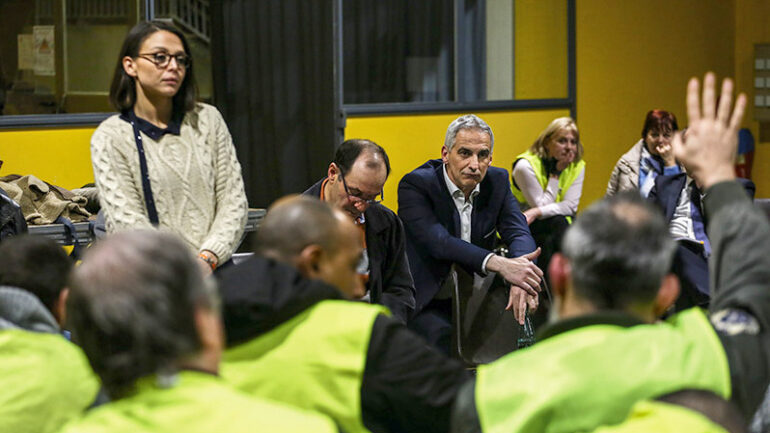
[304,179,416,322]
[218,256,468,433]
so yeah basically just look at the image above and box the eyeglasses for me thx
[338,167,384,205]
[137,52,191,69]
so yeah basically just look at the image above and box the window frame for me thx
[0,0,157,129]
[341,0,577,120]
[0,0,576,129]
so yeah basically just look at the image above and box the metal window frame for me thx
[342,0,577,120]
[0,0,157,129]
[0,0,576,129]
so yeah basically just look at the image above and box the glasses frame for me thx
[337,165,384,206]
[137,51,192,69]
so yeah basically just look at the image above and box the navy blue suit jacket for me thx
[398,159,536,312]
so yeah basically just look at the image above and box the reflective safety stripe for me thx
[592,400,729,433]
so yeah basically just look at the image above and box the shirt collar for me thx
[442,164,480,202]
[121,109,184,140]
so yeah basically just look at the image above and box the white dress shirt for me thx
[442,165,494,271]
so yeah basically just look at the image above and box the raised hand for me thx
[672,72,746,189]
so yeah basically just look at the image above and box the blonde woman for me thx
[511,117,585,326]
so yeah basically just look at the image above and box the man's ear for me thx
[548,253,570,299]
[53,288,69,327]
[295,244,324,279]
[122,56,138,78]
[653,274,680,317]
[441,145,449,163]
[327,163,339,182]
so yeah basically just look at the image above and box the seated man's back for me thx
[218,196,467,433]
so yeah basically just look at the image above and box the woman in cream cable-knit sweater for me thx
[91,21,247,274]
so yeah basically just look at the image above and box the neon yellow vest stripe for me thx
[222,300,388,433]
[59,370,337,433]
[592,400,728,433]
[0,329,100,433]
[511,150,586,210]
[476,308,731,433]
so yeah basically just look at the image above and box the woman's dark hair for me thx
[109,20,197,114]
[641,109,678,138]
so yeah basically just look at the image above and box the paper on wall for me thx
[33,25,55,76]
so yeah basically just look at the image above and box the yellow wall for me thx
[576,0,736,207]
[735,0,770,197]
[0,127,95,189]
[345,109,570,211]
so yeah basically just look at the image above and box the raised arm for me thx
[672,73,770,321]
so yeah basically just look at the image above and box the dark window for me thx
[0,0,212,119]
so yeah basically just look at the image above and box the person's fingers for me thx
[532,264,544,278]
[729,92,747,137]
[519,282,538,297]
[527,293,539,312]
[527,277,542,292]
[671,131,685,162]
[505,290,514,311]
[702,72,717,120]
[687,77,701,123]
[717,77,734,125]
[517,291,528,324]
[521,247,542,261]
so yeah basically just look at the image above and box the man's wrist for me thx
[699,166,735,190]
[481,253,495,274]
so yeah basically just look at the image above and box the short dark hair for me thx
[641,109,679,138]
[67,230,218,398]
[254,196,342,262]
[0,235,72,313]
[109,20,197,114]
[334,139,391,177]
[562,192,675,309]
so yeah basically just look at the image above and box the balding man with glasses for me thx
[304,139,416,322]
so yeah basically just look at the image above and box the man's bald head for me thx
[255,196,364,298]
[255,195,346,262]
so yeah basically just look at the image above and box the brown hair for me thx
[109,20,197,114]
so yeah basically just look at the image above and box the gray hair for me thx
[444,114,494,152]
[561,192,675,309]
[67,230,219,398]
